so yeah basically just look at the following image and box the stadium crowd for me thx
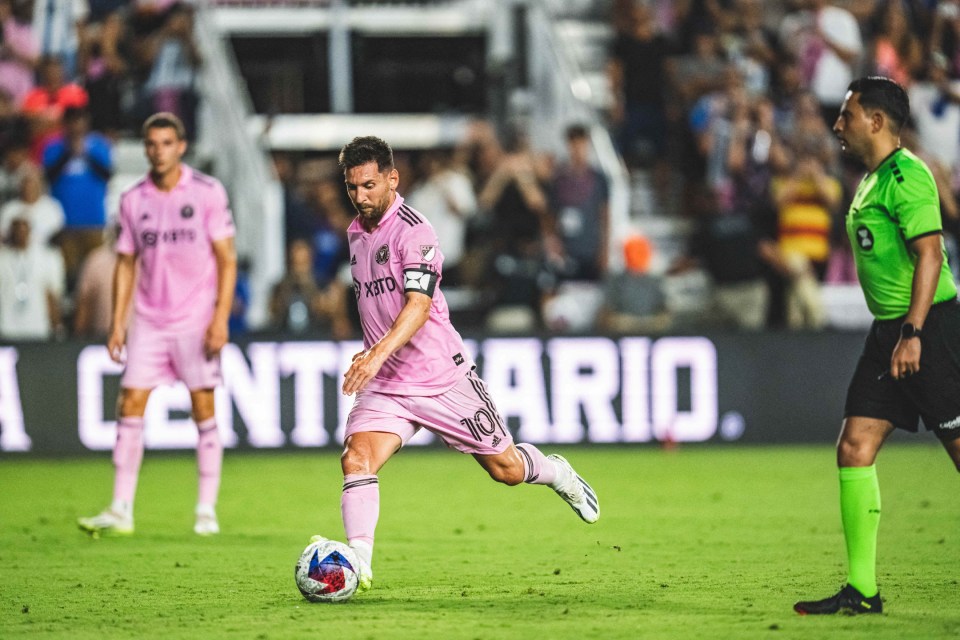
[0,0,201,340]
[4,0,960,340]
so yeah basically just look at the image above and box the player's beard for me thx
[356,200,388,230]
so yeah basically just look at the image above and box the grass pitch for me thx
[2,444,959,639]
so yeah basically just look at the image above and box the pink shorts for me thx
[121,320,222,391]
[346,369,513,455]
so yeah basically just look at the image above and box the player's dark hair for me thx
[142,112,186,141]
[847,76,910,133]
[338,136,394,173]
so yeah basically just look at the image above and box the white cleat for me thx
[194,505,220,536]
[350,541,374,593]
[547,454,600,524]
[78,509,134,537]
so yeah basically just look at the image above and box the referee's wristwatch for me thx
[900,323,922,340]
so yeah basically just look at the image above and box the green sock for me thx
[839,465,881,597]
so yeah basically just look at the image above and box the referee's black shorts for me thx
[845,298,960,442]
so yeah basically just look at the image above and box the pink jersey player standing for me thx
[78,112,237,537]
[309,136,600,592]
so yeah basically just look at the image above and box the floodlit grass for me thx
[2,444,959,639]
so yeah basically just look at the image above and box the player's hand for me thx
[204,320,229,359]
[107,327,126,364]
[890,337,921,380]
[342,349,385,396]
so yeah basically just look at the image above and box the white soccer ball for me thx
[294,539,360,603]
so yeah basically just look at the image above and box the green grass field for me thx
[2,444,959,639]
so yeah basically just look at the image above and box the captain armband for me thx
[403,265,438,297]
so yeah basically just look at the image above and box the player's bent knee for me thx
[836,438,876,467]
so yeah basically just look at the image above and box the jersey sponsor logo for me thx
[375,244,390,265]
[141,228,198,247]
[360,276,399,298]
[420,245,436,261]
[453,353,464,366]
[856,225,874,251]
[140,212,150,220]
[181,205,194,219]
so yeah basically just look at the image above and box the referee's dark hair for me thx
[339,136,395,174]
[848,76,910,133]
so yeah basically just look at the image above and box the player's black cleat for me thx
[794,584,882,615]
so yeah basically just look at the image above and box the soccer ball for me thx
[294,539,360,603]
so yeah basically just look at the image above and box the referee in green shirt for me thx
[795,76,960,615]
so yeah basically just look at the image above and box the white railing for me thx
[194,1,284,329]
[524,0,630,270]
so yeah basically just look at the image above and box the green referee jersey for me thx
[846,147,958,320]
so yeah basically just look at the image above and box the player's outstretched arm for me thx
[108,253,137,363]
[205,236,237,359]
[342,291,431,395]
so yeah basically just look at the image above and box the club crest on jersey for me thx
[420,245,436,261]
[856,225,874,251]
[181,205,194,219]
[375,244,390,265]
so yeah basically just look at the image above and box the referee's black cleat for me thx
[794,584,882,615]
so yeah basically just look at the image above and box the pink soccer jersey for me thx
[116,165,235,331]
[348,194,474,395]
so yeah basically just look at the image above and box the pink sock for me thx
[516,443,557,485]
[341,474,379,549]
[112,416,144,509]
[196,417,222,507]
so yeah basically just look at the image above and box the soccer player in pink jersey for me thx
[310,136,599,592]
[78,113,237,537]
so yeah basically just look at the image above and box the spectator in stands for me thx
[0,217,65,340]
[141,3,201,139]
[608,0,672,169]
[78,10,129,136]
[867,0,922,87]
[667,18,726,109]
[72,222,120,338]
[31,0,88,78]
[725,0,779,97]
[688,65,749,213]
[598,234,671,333]
[768,150,840,328]
[407,149,478,287]
[931,0,960,75]
[548,124,610,282]
[671,188,773,331]
[780,0,863,125]
[274,153,315,246]
[0,0,38,107]
[0,89,31,200]
[0,165,65,247]
[22,55,89,160]
[476,125,554,330]
[312,178,354,283]
[908,52,960,177]
[269,238,351,338]
[42,106,113,289]
[784,90,840,171]
[727,95,789,222]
